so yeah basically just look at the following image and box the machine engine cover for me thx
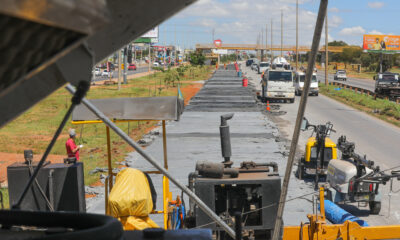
[327,159,357,193]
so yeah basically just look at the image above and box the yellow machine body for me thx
[304,137,337,163]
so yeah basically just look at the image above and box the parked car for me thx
[101,70,111,77]
[246,59,254,66]
[128,64,137,70]
[153,62,160,67]
[334,70,347,81]
[258,62,270,74]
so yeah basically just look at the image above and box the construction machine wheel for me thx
[369,201,381,215]
[290,98,295,103]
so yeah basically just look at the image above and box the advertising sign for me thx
[214,39,222,48]
[212,49,228,55]
[363,34,400,52]
[142,27,159,38]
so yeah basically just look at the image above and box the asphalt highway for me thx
[316,71,375,91]
[92,65,150,82]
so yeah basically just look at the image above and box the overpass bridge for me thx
[196,43,360,53]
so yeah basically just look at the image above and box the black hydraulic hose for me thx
[12,81,89,210]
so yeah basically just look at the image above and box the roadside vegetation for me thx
[294,40,400,80]
[0,64,211,199]
[319,84,400,127]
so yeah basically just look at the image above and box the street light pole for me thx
[296,0,299,70]
[325,11,328,85]
[281,10,283,57]
[271,19,273,62]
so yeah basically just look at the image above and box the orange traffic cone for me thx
[266,101,271,111]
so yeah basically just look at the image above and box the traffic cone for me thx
[266,101,271,111]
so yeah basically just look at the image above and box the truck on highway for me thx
[374,72,400,100]
[294,71,319,96]
[261,67,295,103]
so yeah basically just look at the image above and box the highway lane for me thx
[244,64,400,226]
[316,71,375,91]
[92,65,150,82]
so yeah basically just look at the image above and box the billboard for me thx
[142,27,159,38]
[363,35,400,52]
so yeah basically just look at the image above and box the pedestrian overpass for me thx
[196,43,360,53]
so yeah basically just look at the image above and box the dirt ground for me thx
[0,152,64,186]
[0,79,204,188]
[181,83,203,105]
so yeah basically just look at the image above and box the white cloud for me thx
[330,15,343,28]
[369,30,383,35]
[339,26,366,36]
[367,2,384,9]
[329,7,339,13]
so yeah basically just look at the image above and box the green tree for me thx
[360,54,372,68]
[189,52,205,66]
[328,40,348,46]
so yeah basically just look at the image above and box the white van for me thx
[258,62,270,74]
[294,71,319,96]
[261,69,295,103]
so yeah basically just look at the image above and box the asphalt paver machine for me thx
[186,114,281,240]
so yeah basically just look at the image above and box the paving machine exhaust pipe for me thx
[220,113,234,168]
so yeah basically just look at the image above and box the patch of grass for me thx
[319,84,400,127]
[0,65,212,186]
[0,188,9,209]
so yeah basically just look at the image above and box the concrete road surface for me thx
[244,64,400,226]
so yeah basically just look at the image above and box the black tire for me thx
[369,201,381,215]
[290,98,295,103]
[316,93,319,96]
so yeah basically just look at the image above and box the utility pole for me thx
[281,10,283,57]
[271,19,273,62]
[325,11,328,85]
[261,28,264,61]
[118,49,121,90]
[296,0,299,70]
[164,26,166,69]
[174,24,177,66]
[266,24,268,61]
[123,46,127,84]
[212,28,215,43]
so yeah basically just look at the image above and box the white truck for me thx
[294,71,319,96]
[261,68,295,103]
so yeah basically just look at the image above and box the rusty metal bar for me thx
[271,1,328,240]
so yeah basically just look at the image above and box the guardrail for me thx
[329,82,400,104]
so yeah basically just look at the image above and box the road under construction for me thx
[2,0,400,240]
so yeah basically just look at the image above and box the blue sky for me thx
[153,0,398,49]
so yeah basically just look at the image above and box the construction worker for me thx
[66,129,82,161]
